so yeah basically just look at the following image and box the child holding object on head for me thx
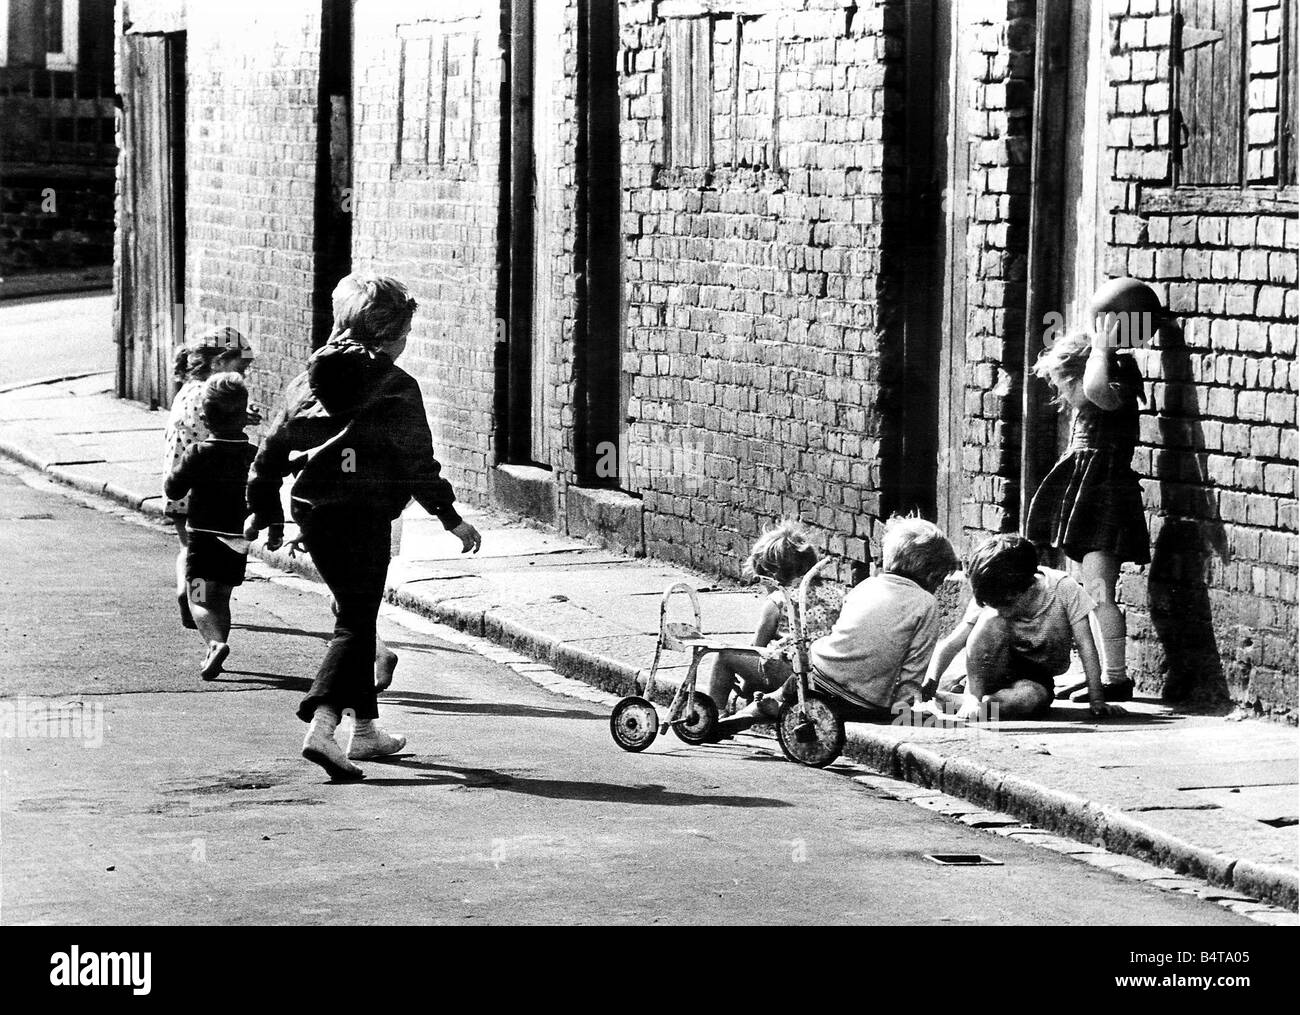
[699,521,842,716]
[163,372,263,681]
[923,534,1121,721]
[710,515,959,741]
[1024,277,1163,703]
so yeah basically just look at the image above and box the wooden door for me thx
[528,0,561,466]
[1054,0,1108,453]
[117,31,184,408]
[935,0,973,554]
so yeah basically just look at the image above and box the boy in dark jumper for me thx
[245,273,480,780]
[164,372,265,680]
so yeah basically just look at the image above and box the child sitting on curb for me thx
[711,515,959,739]
[922,534,1124,721]
[699,521,841,716]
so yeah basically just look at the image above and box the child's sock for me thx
[1100,635,1129,685]
[302,706,364,780]
[308,705,341,739]
[347,717,407,760]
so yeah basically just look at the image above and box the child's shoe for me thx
[375,647,399,692]
[200,642,230,681]
[178,593,197,630]
[1070,677,1133,703]
[302,725,365,781]
[346,719,407,760]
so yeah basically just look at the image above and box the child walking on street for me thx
[162,327,257,629]
[164,372,262,680]
[1025,278,1163,702]
[245,273,481,781]
[699,521,842,716]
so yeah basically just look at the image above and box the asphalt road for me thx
[0,292,114,389]
[0,465,1253,925]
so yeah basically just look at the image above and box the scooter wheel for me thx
[610,696,659,753]
[671,692,719,745]
[776,692,844,768]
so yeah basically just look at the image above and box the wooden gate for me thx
[116,31,184,408]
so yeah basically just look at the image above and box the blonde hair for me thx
[881,514,958,592]
[200,372,248,429]
[331,273,418,350]
[743,520,819,586]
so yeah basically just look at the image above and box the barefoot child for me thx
[164,372,263,680]
[924,535,1121,720]
[245,273,481,780]
[712,515,958,739]
[1025,277,1163,702]
[699,521,841,716]
[161,329,255,629]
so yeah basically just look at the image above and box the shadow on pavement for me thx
[379,689,604,721]
[359,759,794,807]
[218,670,314,692]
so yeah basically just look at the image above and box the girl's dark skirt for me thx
[1026,448,1150,565]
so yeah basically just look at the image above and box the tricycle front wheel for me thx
[610,696,660,753]
[776,692,844,768]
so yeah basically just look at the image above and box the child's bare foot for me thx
[375,647,399,692]
[177,593,197,630]
[200,642,229,681]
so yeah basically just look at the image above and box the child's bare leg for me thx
[983,679,1051,719]
[190,580,233,679]
[702,649,766,712]
[173,521,196,629]
[1078,551,1130,697]
[375,634,398,692]
[961,613,1012,720]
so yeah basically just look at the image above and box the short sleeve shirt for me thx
[961,567,1096,675]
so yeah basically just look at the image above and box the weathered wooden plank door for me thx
[1176,0,1245,185]
[117,31,184,408]
[935,0,973,554]
[529,0,562,466]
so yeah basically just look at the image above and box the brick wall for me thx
[1104,0,1298,718]
[959,2,1036,545]
[349,0,515,504]
[620,0,898,579]
[182,0,324,418]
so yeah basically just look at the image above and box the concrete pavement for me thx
[6,467,1261,926]
[0,370,1296,912]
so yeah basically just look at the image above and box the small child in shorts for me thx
[923,534,1123,720]
[699,521,842,715]
[164,372,265,680]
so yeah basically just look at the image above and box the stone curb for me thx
[2,436,1296,912]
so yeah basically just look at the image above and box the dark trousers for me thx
[293,502,390,723]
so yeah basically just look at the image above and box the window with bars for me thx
[1174,0,1296,186]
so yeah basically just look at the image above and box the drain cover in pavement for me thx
[923,853,1004,866]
